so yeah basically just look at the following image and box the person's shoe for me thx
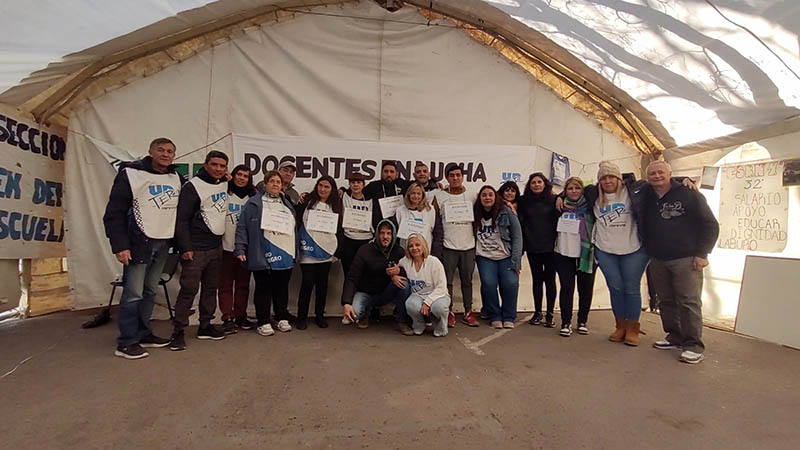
[356,316,370,329]
[234,317,255,330]
[461,311,480,327]
[609,317,627,342]
[653,339,681,350]
[296,318,308,330]
[479,309,490,320]
[257,324,275,336]
[395,322,414,336]
[447,312,456,328]
[624,321,641,346]
[544,317,556,328]
[169,333,186,351]
[576,323,589,335]
[114,344,149,359]
[197,325,226,340]
[503,321,515,329]
[679,350,704,364]
[315,316,329,329]
[528,313,542,326]
[222,319,238,335]
[491,320,503,329]
[277,320,292,332]
[559,324,572,337]
[342,315,354,325]
[139,333,170,348]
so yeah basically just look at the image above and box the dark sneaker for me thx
[234,317,255,330]
[528,313,542,326]
[315,316,329,329]
[560,324,572,337]
[461,311,480,327]
[296,318,308,330]
[396,322,414,336]
[222,319,237,335]
[139,333,170,348]
[356,316,370,329]
[169,333,186,351]
[544,317,556,328]
[197,325,226,340]
[576,323,589,335]
[114,344,149,360]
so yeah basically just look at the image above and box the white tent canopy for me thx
[2,0,800,153]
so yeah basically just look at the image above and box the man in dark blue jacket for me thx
[103,137,186,360]
[641,160,719,365]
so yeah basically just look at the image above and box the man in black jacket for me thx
[640,160,719,365]
[169,150,230,350]
[363,161,410,227]
[341,219,413,335]
[103,137,186,360]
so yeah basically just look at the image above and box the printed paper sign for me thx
[378,195,403,219]
[557,214,580,234]
[444,201,473,223]
[307,210,339,234]
[397,219,428,240]
[261,207,294,235]
[343,208,371,232]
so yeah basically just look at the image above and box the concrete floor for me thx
[1,309,799,450]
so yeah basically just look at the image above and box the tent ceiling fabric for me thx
[2,0,799,152]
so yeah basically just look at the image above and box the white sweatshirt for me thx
[398,255,450,306]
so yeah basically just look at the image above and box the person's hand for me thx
[693,256,709,271]
[420,303,431,316]
[343,304,357,322]
[237,254,246,262]
[181,251,194,261]
[386,265,400,276]
[115,250,131,265]
[392,275,407,289]
[505,200,518,215]
[338,188,345,198]
[556,197,564,211]
[683,177,699,191]
[224,171,232,181]
[299,192,308,202]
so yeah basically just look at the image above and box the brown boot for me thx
[624,321,641,346]
[608,318,626,342]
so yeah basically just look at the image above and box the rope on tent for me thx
[66,129,233,161]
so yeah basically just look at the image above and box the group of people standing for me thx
[104,137,719,365]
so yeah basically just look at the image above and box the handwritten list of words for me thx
[718,161,788,252]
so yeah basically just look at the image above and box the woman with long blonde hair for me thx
[398,234,450,337]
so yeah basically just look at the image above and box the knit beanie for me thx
[597,161,622,181]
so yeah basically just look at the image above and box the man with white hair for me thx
[640,160,719,364]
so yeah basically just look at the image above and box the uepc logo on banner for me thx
[0,105,67,258]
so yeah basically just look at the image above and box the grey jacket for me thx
[234,192,297,271]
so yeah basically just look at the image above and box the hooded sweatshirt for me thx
[341,219,406,305]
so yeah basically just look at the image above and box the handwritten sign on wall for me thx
[718,161,788,252]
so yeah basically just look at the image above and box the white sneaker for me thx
[560,324,572,337]
[503,321,515,329]
[342,316,353,325]
[680,350,705,364]
[257,324,275,336]
[576,323,589,335]
[653,339,681,350]
[277,320,292,332]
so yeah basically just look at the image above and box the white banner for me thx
[718,161,788,252]
[232,134,538,195]
[0,104,67,258]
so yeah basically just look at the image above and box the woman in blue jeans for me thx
[473,185,523,329]
[590,162,650,346]
[399,234,450,337]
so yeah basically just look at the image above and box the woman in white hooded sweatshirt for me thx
[399,234,450,337]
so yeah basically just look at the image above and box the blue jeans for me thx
[352,282,410,324]
[406,294,449,336]
[595,247,650,321]
[476,256,519,322]
[118,240,169,346]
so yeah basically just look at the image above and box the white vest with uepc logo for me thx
[223,193,250,251]
[189,177,227,236]
[126,168,181,239]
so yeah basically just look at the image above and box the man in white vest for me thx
[169,150,230,351]
[103,137,186,360]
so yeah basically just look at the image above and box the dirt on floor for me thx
[1,309,799,449]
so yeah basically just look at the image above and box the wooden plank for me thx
[31,258,64,276]
[30,272,69,293]
[27,288,70,316]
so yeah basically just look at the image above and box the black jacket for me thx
[174,168,226,253]
[341,219,405,305]
[103,156,186,264]
[640,180,719,260]
[364,178,410,227]
[517,191,559,254]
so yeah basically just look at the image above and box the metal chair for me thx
[82,251,180,328]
